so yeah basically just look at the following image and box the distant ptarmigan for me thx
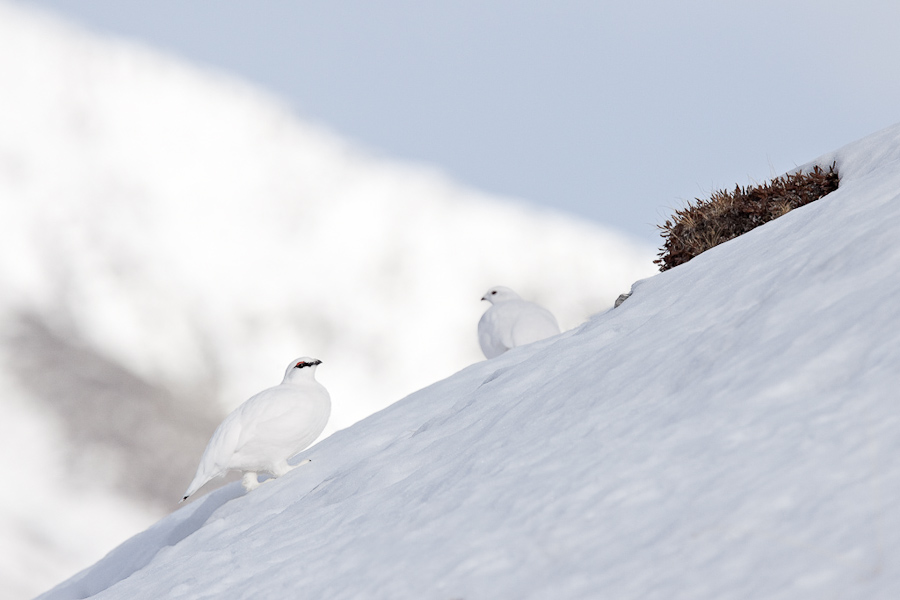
[181,357,331,501]
[478,286,561,359]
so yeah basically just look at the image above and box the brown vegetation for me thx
[655,163,839,271]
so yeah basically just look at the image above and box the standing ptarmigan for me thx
[181,357,331,501]
[477,286,561,359]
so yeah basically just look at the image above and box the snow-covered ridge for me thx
[39,121,900,599]
[0,2,656,598]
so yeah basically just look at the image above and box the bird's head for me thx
[283,357,322,382]
[481,285,520,305]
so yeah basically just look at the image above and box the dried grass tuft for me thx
[655,163,839,271]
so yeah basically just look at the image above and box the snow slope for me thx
[39,123,900,599]
[0,3,656,598]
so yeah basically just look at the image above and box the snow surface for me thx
[39,123,900,599]
[0,2,656,597]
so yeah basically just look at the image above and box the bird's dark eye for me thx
[491,290,497,295]
[295,362,305,369]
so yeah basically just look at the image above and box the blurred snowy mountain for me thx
[0,2,656,597]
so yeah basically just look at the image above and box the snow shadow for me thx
[39,484,244,600]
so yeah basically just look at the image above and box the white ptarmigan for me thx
[477,286,561,359]
[181,357,331,501]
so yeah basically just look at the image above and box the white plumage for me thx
[181,357,331,501]
[477,286,561,359]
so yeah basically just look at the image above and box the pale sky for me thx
[17,0,900,243]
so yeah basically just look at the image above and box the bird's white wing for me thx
[479,301,560,359]
[182,410,243,500]
[233,387,305,446]
[231,384,331,464]
[509,302,560,347]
